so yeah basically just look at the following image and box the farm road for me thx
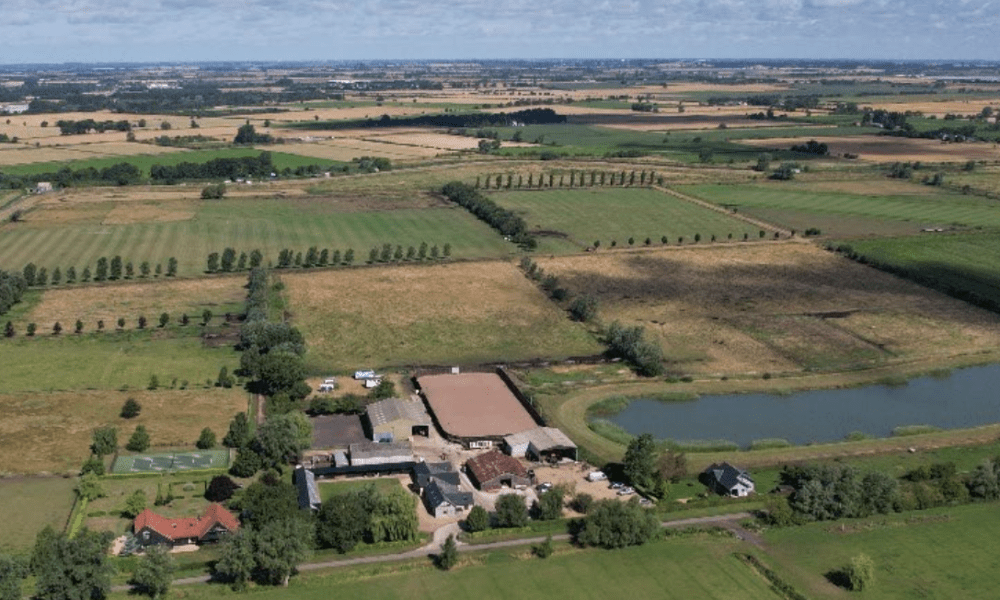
[111,511,755,591]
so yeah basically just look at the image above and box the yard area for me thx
[0,477,77,552]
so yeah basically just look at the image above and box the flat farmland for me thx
[740,134,1000,162]
[492,188,771,249]
[681,183,1000,231]
[0,332,240,393]
[0,196,514,276]
[537,244,1000,375]
[0,388,246,474]
[283,261,603,371]
[763,503,1000,599]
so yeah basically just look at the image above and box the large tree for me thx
[495,493,529,528]
[31,527,115,600]
[316,491,371,553]
[0,554,27,600]
[222,412,252,449]
[623,433,658,490]
[252,412,312,470]
[90,426,117,456]
[130,545,175,599]
[576,498,660,549]
[251,517,314,586]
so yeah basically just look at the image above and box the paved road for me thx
[112,511,756,591]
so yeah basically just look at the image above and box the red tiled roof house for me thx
[134,504,240,547]
[465,449,532,491]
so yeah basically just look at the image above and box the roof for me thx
[425,479,474,510]
[414,462,458,488]
[349,441,413,461]
[295,467,321,510]
[133,504,239,542]
[466,449,528,484]
[367,398,430,428]
[703,462,753,490]
[505,427,577,452]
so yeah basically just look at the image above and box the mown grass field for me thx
[763,502,1000,599]
[0,388,246,474]
[318,477,404,501]
[0,199,515,276]
[284,261,603,372]
[0,148,331,177]
[0,477,77,552]
[842,232,1000,302]
[0,331,240,393]
[107,535,777,600]
[492,188,769,248]
[680,182,1000,232]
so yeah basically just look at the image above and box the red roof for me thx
[134,503,240,542]
[466,449,528,485]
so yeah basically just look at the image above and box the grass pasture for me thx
[763,502,1000,599]
[0,195,515,276]
[681,182,1000,234]
[492,188,770,250]
[0,388,246,474]
[536,243,1000,375]
[0,477,77,551]
[283,261,603,371]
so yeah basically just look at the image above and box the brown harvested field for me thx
[283,261,603,371]
[262,138,439,161]
[0,388,247,475]
[24,276,246,329]
[741,135,1000,163]
[866,99,1000,117]
[537,243,1000,375]
[417,372,538,438]
[102,200,197,224]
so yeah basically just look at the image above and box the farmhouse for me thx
[365,397,431,443]
[700,462,755,497]
[417,371,540,448]
[414,462,474,517]
[133,504,239,547]
[465,449,532,491]
[504,427,577,462]
[294,466,322,511]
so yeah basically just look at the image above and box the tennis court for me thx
[111,450,231,474]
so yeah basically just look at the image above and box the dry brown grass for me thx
[865,99,1000,117]
[537,243,1000,375]
[102,200,197,224]
[741,135,1000,163]
[26,276,246,328]
[0,388,246,475]
[283,261,602,370]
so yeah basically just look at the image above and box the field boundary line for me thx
[654,185,793,237]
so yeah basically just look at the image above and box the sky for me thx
[1,0,998,64]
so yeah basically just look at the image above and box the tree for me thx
[201,184,226,200]
[138,315,147,329]
[95,257,108,281]
[205,475,240,502]
[4,321,13,337]
[0,554,27,600]
[110,256,123,280]
[127,425,151,452]
[221,247,237,271]
[158,312,169,328]
[197,427,217,450]
[845,553,875,591]
[316,491,371,553]
[66,266,77,283]
[443,243,451,258]
[229,448,262,478]
[249,517,314,586]
[368,378,396,400]
[31,527,114,600]
[657,449,688,482]
[80,456,105,476]
[223,412,252,449]
[74,472,105,502]
[202,309,212,325]
[249,249,263,268]
[140,261,150,278]
[536,488,565,520]
[52,267,61,285]
[206,252,220,273]
[344,248,355,264]
[122,490,147,518]
[576,498,660,549]
[569,294,598,322]
[75,319,83,334]
[22,263,36,286]
[624,433,657,490]
[117,317,125,329]
[52,321,62,335]
[90,426,117,456]
[236,473,300,528]
[464,505,490,532]
[26,322,36,336]
[215,530,255,591]
[121,398,141,419]
[216,366,234,388]
[533,534,554,558]
[495,493,528,528]
[252,412,312,469]
[125,262,134,279]
[166,257,178,277]
[437,534,458,570]
[130,545,175,599]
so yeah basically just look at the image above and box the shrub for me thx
[205,475,240,502]
[464,505,490,532]
[197,427,217,450]
[121,398,141,419]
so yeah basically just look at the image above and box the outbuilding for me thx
[504,427,578,462]
[349,441,413,467]
[365,397,432,443]
[465,449,532,491]
[294,466,321,511]
[700,462,755,497]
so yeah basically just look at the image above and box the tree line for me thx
[440,181,534,248]
[366,242,450,263]
[150,152,275,182]
[476,169,661,190]
[0,162,143,189]
[56,119,132,135]
[295,107,566,131]
[5,308,223,339]
[18,257,178,288]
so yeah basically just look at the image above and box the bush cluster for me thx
[441,181,535,248]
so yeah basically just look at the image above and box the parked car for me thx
[587,471,608,482]
[610,482,624,490]
[617,487,636,496]
[537,482,553,493]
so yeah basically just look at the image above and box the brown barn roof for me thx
[134,503,240,542]
[466,449,528,484]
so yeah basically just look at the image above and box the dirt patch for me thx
[102,200,196,225]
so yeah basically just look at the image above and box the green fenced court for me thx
[111,450,231,474]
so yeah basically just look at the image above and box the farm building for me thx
[349,441,414,466]
[700,463,755,497]
[414,462,474,518]
[33,182,53,194]
[465,449,532,491]
[365,397,432,442]
[294,466,321,511]
[504,427,578,461]
[133,504,239,547]
[417,371,540,448]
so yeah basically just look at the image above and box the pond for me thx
[607,364,1000,447]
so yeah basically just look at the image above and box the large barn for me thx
[504,427,578,462]
[417,372,540,448]
[365,397,431,443]
[465,449,532,491]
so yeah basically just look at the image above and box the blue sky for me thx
[1,0,998,63]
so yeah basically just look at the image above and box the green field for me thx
[107,535,777,600]
[317,477,404,501]
[0,202,514,276]
[0,148,334,177]
[0,477,76,552]
[841,232,1000,303]
[681,183,1000,231]
[0,332,238,393]
[492,188,770,247]
[764,502,1000,599]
